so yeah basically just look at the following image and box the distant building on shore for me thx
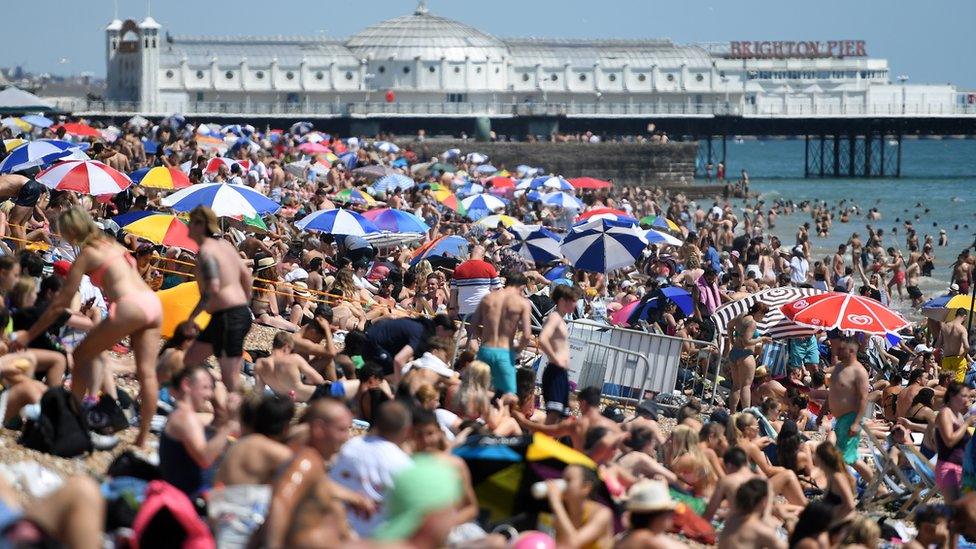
[104,2,961,117]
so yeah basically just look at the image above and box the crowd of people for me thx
[0,116,973,549]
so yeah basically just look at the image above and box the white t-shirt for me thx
[329,435,412,538]
[790,257,810,284]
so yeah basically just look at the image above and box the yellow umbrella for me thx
[476,214,522,228]
[156,282,211,338]
[2,138,26,152]
[1,118,31,133]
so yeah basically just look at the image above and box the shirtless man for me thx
[819,335,872,483]
[182,205,254,392]
[703,447,755,522]
[400,337,459,398]
[717,478,785,549]
[510,386,619,450]
[952,251,972,295]
[254,332,356,402]
[935,308,971,383]
[832,244,847,285]
[263,399,374,548]
[467,270,532,395]
[906,257,924,307]
[0,174,46,249]
[537,284,580,423]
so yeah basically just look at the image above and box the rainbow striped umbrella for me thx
[130,166,191,190]
[333,188,377,206]
[37,160,133,195]
[433,188,463,213]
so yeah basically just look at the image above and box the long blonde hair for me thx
[455,361,492,420]
[58,206,106,247]
[670,425,716,482]
[726,412,757,445]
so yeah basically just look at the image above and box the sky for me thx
[8,0,975,88]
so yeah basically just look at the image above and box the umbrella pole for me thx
[969,235,976,335]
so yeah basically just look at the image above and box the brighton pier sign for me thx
[729,40,867,59]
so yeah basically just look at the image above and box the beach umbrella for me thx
[220,124,244,136]
[560,218,648,273]
[161,114,186,129]
[511,225,562,264]
[410,235,468,266]
[534,176,574,192]
[156,282,210,338]
[374,141,399,153]
[541,191,584,210]
[298,142,332,155]
[644,228,684,247]
[568,177,612,190]
[352,165,394,180]
[1,117,31,133]
[361,208,429,233]
[920,294,976,321]
[441,148,461,159]
[432,188,463,212]
[37,160,132,195]
[487,176,515,191]
[713,287,825,339]
[290,121,314,135]
[21,114,54,128]
[52,122,101,138]
[121,214,197,252]
[455,182,486,198]
[575,208,637,224]
[196,135,228,152]
[781,292,911,335]
[141,138,158,155]
[204,157,249,175]
[295,208,379,236]
[162,183,280,218]
[640,215,682,233]
[2,138,26,153]
[455,433,600,526]
[476,214,522,229]
[474,164,497,175]
[429,162,457,174]
[0,139,75,173]
[112,210,160,227]
[371,174,415,193]
[333,188,378,206]
[130,166,191,190]
[465,152,488,164]
[461,194,507,220]
[127,115,150,129]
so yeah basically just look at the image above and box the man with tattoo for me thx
[182,205,254,391]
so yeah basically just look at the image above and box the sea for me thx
[715,138,976,316]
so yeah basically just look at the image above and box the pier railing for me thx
[52,98,976,119]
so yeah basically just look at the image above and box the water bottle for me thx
[531,479,567,499]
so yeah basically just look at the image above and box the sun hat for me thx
[254,256,277,272]
[626,480,677,512]
[373,455,462,540]
[292,281,312,298]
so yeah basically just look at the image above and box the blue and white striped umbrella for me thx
[465,152,488,164]
[515,177,536,191]
[644,228,684,247]
[339,151,358,169]
[371,173,415,193]
[290,121,314,135]
[541,191,584,210]
[21,114,53,128]
[295,208,380,236]
[534,176,574,192]
[0,139,75,173]
[512,225,563,265]
[161,183,280,218]
[461,194,507,220]
[374,141,400,154]
[220,124,244,136]
[560,218,649,273]
[474,164,497,175]
[456,182,486,197]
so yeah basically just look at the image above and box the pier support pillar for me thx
[896,133,903,177]
[833,135,840,177]
[848,132,856,177]
[804,135,810,178]
[819,134,825,178]
[863,132,872,177]
[879,133,886,177]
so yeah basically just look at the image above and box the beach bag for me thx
[86,393,130,435]
[131,480,215,549]
[19,387,92,458]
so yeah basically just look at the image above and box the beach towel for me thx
[758,341,788,378]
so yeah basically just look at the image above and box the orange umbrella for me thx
[156,282,211,338]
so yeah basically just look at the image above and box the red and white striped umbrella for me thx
[780,292,911,335]
[204,157,250,175]
[37,160,132,195]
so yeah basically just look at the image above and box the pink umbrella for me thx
[780,292,910,335]
[37,160,132,195]
[610,300,640,326]
[298,142,332,154]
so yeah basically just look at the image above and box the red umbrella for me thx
[780,292,910,335]
[53,123,101,138]
[487,176,515,189]
[205,157,250,174]
[569,177,613,190]
[575,208,633,222]
[298,142,332,155]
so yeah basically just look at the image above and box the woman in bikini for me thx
[728,302,769,412]
[12,206,162,447]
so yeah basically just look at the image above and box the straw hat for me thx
[292,281,312,298]
[626,480,677,512]
[255,256,277,272]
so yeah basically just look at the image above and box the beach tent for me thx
[0,87,56,114]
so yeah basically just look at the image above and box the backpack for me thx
[131,481,215,549]
[19,387,92,457]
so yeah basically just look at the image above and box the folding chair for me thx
[860,431,916,509]
[895,443,939,516]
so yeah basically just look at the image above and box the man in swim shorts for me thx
[821,335,873,482]
[467,270,532,395]
[182,205,254,392]
[936,308,971,383]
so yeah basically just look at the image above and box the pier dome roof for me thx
[345,4,508,62]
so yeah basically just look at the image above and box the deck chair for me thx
[895,443,939,515]
[860,431,916,509]
[744,407,779,463]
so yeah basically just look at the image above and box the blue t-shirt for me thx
[705,246,722,273]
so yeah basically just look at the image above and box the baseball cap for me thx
[373,455,462,540]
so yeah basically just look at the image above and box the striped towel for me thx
[758,341,788,378]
